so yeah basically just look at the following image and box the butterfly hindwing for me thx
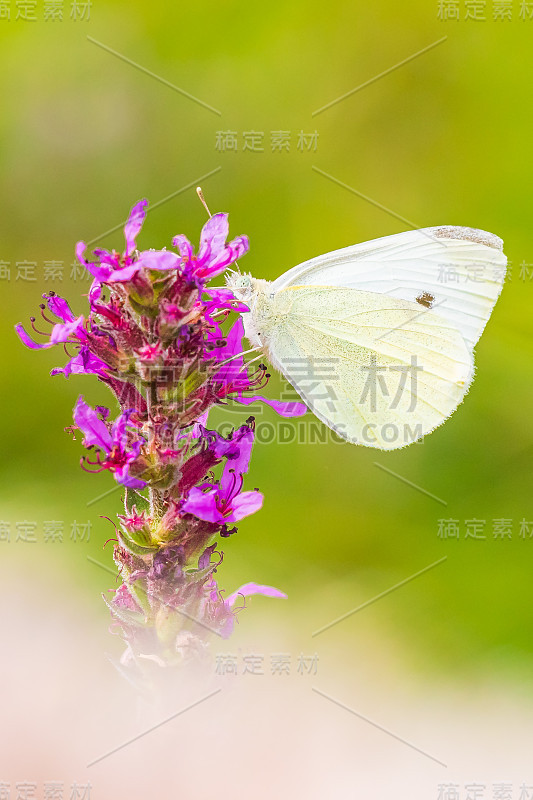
[264,285,473,449]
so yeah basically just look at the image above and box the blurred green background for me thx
[1,0,532,683]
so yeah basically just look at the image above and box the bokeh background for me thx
[1,1,533,796]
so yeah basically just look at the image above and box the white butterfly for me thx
[226,226,507,450]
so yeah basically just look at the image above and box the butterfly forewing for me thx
[270,227,507,352]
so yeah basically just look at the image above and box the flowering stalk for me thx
[16,198,306,675]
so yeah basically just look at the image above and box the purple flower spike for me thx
[19,198,301,671]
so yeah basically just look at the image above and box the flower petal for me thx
[81,260,114,283]
[219,426,255,500]
[236,393,308,418]
[198,213,229,263]
[136,250,181,271]
[51,348,110,378]
[45,293,75,322]
[75,241,88,265]
[202,288,250,338]
[227,489,263,522]
[203,287,237,304]
[212,317,246,386]
[227,426,254,473]
[182,487,222,523]
[171,234,194,261]
[76,242,138,283]
[113,584,140,611]
[124,199,148,257]
[114,463,147,489]
[15,323,51,350]
[73,396,114,451]
[226,581,287,607]
[111,409,136,451]
[49,316,85,345]
[92,248,119,267]
[105,264,142,283]
[203,287,249,313]
[88,280,102,304]
[191,411,209,439]
[203,235,249,278]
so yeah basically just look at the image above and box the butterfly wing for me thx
[270,227,506,352]
[264,284,473,450]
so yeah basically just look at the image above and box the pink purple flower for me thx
[15,291,87,350]
[182,422,263,524]
[15,291,120,379]
[173,212,249,282]
[74,396,147,489]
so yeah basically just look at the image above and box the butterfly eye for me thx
[416,291,435,308]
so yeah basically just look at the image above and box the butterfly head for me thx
[225,271,256,303]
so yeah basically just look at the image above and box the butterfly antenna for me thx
[197,186,242,277]
[196,186,212,218]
